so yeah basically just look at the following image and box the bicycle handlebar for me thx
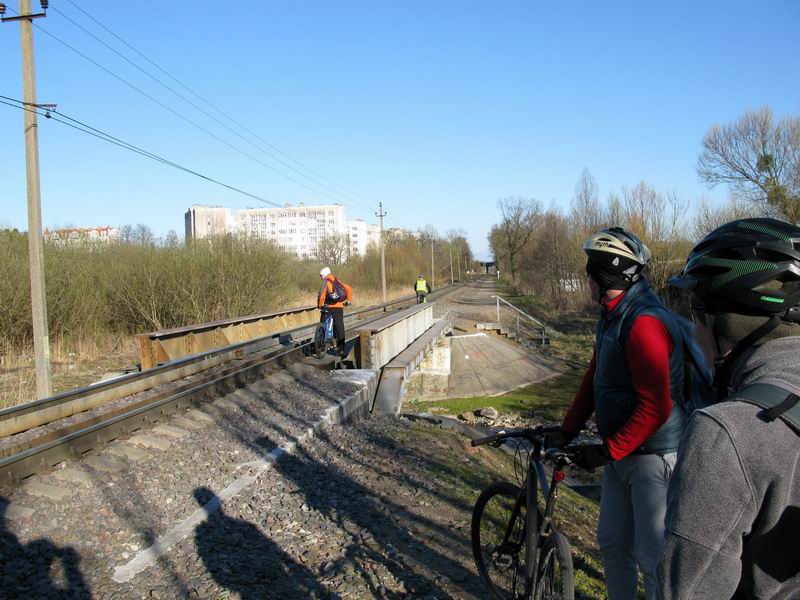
[471,424,561,448]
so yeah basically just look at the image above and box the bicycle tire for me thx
[472,481,537,600]
[534,530,574,600]
[313,324,327,359]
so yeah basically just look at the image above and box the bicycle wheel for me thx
[535,531,574,600]
[472,481,527,600]
[313,324,326,359]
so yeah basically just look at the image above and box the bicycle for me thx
[313,306,336,359]
[416,291,428,304]
[471,425,583,600]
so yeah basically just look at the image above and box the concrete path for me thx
[446,332,562,397]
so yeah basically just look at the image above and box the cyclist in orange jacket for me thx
[317,267,353,357]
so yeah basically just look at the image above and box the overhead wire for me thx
[60,0,380,211]
[48,2,377,214]
[1,3,373,214]
[0,95,283,208]
[42,1,378,215]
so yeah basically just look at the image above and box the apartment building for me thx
[347,219,381,256]
[184,205,232,239]
[235,203,348,259]
[185,203,380,260]
[44,226,120,246]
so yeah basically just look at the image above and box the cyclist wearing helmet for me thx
[658,218,800,599]
[553,227,687,600]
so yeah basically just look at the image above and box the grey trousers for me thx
[598,452,676,600]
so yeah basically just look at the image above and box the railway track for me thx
[0,282,469,484]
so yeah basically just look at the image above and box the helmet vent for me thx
[754,248,787,263]
[692,265,729,277]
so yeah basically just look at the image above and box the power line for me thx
[48,1,377,213]
[0,95,284,208]
[63,0,380,210]
[41,1,378,215]
[1,3,369,215]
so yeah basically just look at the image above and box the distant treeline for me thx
[489,107,800,309]
[0,227,473,348]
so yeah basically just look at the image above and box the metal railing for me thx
[491,295,548,347]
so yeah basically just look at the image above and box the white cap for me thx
[319,266,331,278]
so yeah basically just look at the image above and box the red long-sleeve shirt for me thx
[562,293,674,460]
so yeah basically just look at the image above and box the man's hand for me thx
[569,442,610,472]
[544,429,575,449]
[344,300,351,307]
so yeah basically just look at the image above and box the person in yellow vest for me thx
[414,275,431,304]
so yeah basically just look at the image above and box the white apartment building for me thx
[185,203,379,260]
[236,203,348,259]
[185,205,232,239]
[347,219,381,256]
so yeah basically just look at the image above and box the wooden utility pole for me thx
[457,247,462,281]
[449,245,454,284]
[3,0,52,397]
[376,203,387,303]
[430,240,435,290]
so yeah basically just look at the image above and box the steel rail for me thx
[0,343,308,482]
[0,279,471,481]
[1,280,469,437]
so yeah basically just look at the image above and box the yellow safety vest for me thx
[415,279,428,292]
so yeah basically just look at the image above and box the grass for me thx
[410,368,585,422]
[387,421,605,599]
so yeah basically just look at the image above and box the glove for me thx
[569,442,610,472]
[544,429,575,449]
[344,300,351,307]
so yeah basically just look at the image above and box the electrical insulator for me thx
[40,0,49,8]
[0,4,6,15]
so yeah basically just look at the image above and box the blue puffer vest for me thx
[593,278,687,454]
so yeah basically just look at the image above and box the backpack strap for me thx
[735,382,800,435]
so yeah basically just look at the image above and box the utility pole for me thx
[376,203,387,303]
[448,245,454,284]
[3,0,52,398]
[457,247,462,281]
[430,240,435,291]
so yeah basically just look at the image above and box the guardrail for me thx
[138,281,469,370]
[491,295,548,346]
[353,304,434,370]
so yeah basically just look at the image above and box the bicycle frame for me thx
[322,310,334,342]
[499,443,566,599]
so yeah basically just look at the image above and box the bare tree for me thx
[493,197,542,285]
[316,233,350,265]
[571,168,604,232]
[693,196,758,239]
[698,107,800,221]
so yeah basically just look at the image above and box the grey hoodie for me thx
[658,336,800,599]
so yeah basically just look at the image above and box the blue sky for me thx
[1,1,798,259]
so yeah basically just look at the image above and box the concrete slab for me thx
[403,331,564,402]
[0,501,34,521]
[52,468,94,486]
[171,416,205,430]
[22,481,72,501]
[128,435,171,451]
[186,409,214,423]
[106,445,150,461]
[151,425,189,439]
[84,454,126,473]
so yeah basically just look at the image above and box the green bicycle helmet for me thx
[583,227,652,291]
[668,218,800,322]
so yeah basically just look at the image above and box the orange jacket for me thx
[317,275,353,309]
